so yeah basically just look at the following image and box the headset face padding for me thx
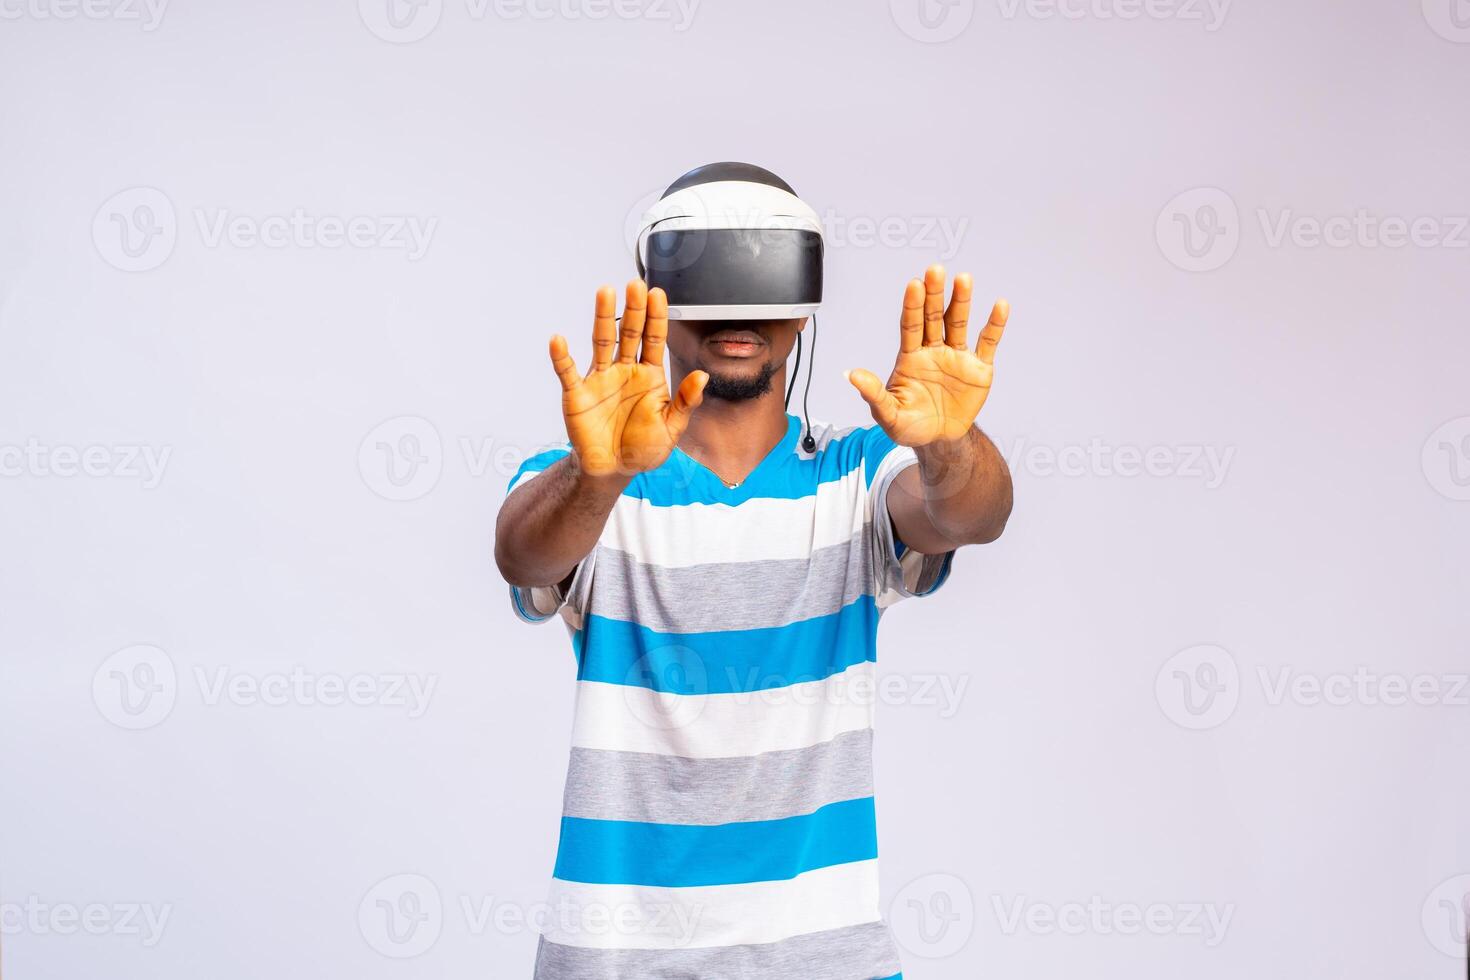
[636,163,824,321]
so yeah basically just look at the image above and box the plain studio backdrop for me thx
[1,1,1467,977]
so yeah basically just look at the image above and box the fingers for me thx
[898,279,925,353]
[846,368,899,430]
[591,285,617,371]
[617,280,647,364]
[922,265,946,346]
[548,334,580,392]
[976,298,1009,365]
[944,272,973,350]
[641,287,668,366]
[665,370,708,438]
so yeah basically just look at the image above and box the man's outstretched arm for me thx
[495,459,630,588]
[847,265,1013,555]
[887,425,1013,553]
[494,280,706,588]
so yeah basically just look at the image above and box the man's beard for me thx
[701,361,777,401]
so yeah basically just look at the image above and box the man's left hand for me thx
[847,265,1008,447]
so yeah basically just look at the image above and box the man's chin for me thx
[700,362,777,402]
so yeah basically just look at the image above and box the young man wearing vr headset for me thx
[495,163,1012,980]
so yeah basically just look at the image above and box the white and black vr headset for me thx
[635,162,824,321]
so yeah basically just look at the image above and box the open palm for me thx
[550,281,707,476]
[848,265,1008,447]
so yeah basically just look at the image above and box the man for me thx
[495,163,1013,979]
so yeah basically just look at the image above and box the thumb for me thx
[665,370,708,437]
[845,368,898,428]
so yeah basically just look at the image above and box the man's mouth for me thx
[704,329,766,358]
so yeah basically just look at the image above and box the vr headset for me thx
[635,162,824,321]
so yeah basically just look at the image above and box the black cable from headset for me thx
[784,331,803,410]
[800,315,817,453]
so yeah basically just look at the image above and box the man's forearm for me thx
[494,454,629,588]
[890,427,1013,552]
[916,427,1012,544]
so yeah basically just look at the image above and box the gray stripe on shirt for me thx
[586,530,877,635]
[562,729,875,825]
[534,920,902,980]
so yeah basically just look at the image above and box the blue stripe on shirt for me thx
[571,595,881,694]
[506,419,901,505]
[552,797,879,887]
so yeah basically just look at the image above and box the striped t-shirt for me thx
[507,414,953,980]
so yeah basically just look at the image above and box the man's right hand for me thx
[549,281,708,477]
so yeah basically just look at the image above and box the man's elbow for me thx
[968,515,1008,545]
[494,532,576,591]
[493,516,540,588]
[957,494,1013,546]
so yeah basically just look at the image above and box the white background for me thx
[2,0,1468,976]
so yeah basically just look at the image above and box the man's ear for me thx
[794,316,809,333]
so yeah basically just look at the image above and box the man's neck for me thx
[676,371,791,483]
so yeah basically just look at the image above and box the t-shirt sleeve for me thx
[861,426,954,604]
[504,444,597,626]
